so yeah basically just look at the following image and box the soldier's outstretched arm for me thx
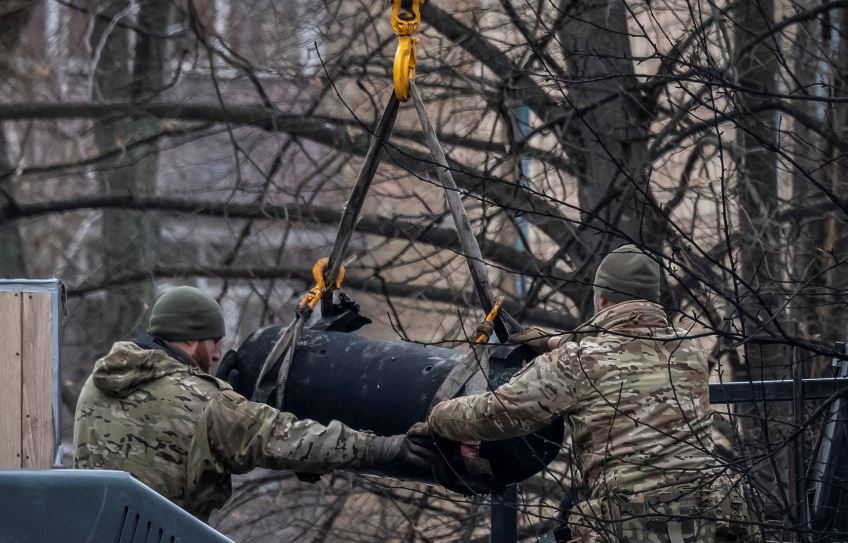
[197,389,375,474]
[426,349,576,442]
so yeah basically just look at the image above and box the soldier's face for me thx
[194,339,222,373]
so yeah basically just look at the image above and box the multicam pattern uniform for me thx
[74,341,374,520]
[428,300,752,542]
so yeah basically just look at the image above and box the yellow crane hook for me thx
[389,0,424,101]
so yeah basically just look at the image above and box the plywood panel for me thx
[0,292,22,468]
[21,292,54,468]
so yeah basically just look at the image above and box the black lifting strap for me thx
[252,93,401,406]
[408,80,521,342]
[428,346,492,413]
[322,93,401,304]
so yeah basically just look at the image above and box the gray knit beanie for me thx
[593,244,661,303]
[148,286,226,341]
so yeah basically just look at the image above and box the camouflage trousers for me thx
[567,484,756,543]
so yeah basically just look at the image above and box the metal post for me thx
[709,377,848,403]
[490,103,530,543]
[810,343,848,535]
[790,345,807,541]
[491,484,518,543]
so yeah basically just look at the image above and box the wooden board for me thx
[0,292,22,468]
[21,292,53,468]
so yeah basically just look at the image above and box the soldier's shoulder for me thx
[548,340,585,367]
[144,366,234,409]
[557,339,582,354]
[575,333,621,356]
[182,367,234,393]
[75,374,101,405]
[204,388,278,431]
[528,342,585,384]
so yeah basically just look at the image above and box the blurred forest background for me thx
[1,0,847,540]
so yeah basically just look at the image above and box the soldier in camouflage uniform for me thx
[74,286,436,521]
[411,245,754,542]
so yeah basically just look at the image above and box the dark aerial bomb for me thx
[217,301,564,492]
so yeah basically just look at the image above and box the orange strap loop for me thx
[298,257,345,313]
[474,296,504,344]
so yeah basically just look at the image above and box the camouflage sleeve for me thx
[427,347,577,442]
[199,389,375,474]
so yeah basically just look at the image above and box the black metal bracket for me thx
[709,377,848,404]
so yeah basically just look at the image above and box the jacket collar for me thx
[574,299,668,337]
[133,333,198,368]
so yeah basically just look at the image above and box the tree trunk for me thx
[732,0,790,523]
[89,0,168,341]
[781,6,847,535]
[0,0,35,277]
[556,1,652,315]
[790,11,829,348]
[819,8,848,348]
[0,130,27,277]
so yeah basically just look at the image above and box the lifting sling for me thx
[253,0,520,406]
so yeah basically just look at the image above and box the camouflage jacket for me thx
[428,300,716,499]
[73,338,374,520]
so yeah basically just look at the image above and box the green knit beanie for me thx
[593,244,661,303]
[148,286,226,341]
